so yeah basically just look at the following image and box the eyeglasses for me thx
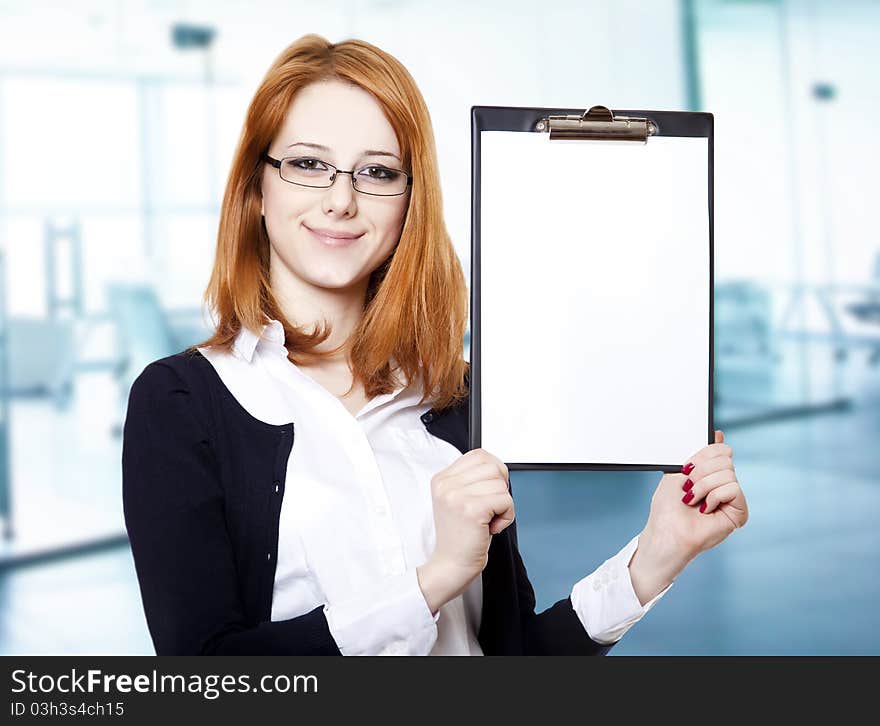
[263,154,412,197]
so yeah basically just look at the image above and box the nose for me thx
[322,169,357,216]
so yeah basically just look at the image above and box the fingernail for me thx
[681,462,695,475]
[682,478,694,492]
[699,501,707,513]
[682,491,694,504]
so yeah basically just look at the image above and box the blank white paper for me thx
[478,130,710,467]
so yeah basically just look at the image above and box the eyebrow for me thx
[286,141,401,163]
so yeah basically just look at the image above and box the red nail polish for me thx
[682,478,693,492]
[699,501,707,513]
[682,491,694,504]
[681,462,695,475]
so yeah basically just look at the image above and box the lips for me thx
[305,224,363,248]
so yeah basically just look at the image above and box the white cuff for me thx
[570,532,674,646]
[323,568,440,655]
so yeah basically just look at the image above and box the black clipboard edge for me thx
[469,105,714,472]
[508,462,687,474]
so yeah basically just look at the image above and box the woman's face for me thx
[261,79,410,293]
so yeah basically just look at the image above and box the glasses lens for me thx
[280,157,334,187]
[353,165,409,196]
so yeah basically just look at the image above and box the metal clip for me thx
[534,105,657,142]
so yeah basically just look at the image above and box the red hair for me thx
[192,34,468,411]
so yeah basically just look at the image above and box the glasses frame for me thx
[263,153,413,197]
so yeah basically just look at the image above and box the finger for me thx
[472,492,515,529]
[460,478,512,498]
[489,514,514,535]
[478,448,510,484]
[682,442,732,473]
[441,448,488,476]
[700,482,748,528]
[682,468,736,505]
[437,448,485,477]
[457,462,510,490]
[682,454,735,492]
[715,430,724,444]
[436,461,508,494]
[449,449,509,484]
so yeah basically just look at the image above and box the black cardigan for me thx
[121,349,614,655]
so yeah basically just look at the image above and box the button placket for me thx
[350,422,403,566]
[310,398,405,580]
[364,460,394,533]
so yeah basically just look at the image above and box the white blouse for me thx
[197,319,671,655]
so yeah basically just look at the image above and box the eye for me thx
[289,157,330,171]
[359,165,397,180]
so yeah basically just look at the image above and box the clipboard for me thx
[470,105,714,473]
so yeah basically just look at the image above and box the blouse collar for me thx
[232,318,415,395]
[233,319,286,363]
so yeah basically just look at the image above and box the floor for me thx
[0,338,878,655]
[517,337,880,655]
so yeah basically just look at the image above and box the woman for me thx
[121,34,749,656]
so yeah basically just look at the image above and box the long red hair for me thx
[192,34,469,411]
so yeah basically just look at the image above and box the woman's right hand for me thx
[416,448,515,615]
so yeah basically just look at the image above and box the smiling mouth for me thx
[305,225,363,248]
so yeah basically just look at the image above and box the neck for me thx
[269,255,369,367]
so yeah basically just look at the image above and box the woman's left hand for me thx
[643,430,749,564]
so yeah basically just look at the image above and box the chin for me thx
[304,269,368,292]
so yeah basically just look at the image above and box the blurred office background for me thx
[0,0,877,654]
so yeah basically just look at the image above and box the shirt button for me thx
[267,553,272,561]
[375,504,388,516]
[274,480,280,493]
[592,579,602,591]
[421,412,434,424]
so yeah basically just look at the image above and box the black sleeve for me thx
[121,360,341,655]
[507,503,617,656]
